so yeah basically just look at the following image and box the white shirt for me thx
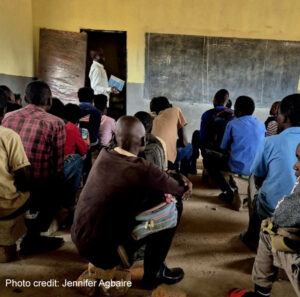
[89,61,111,98]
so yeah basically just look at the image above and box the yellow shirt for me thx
[0,126,30,217]
[152,107,187,163]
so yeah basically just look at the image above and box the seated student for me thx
[264,101,280,137]
[150,96,192,176]
[241,94,300,249]
[71,116,192,290]
[2,81,65,254]
[0,89,31,219]
[203,96,265,203]
[192,89,234,174]
[0,85,22,112]
[135,111,167,171]
[63,103,88,214]
[94,94,116,148]
[228,143,300,297]
[77,87,102,148]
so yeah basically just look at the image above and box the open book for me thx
[109,75,125,91]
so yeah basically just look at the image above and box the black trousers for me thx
[87,200,183,278]
[202,153,232,193]
[0,177,63,236]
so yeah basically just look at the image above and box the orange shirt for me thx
[152,107,187,163]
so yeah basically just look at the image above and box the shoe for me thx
[218,191,234,203]
[239,232,258,252]
[142,263,184,290]
[232,189,241,211]
[20,235,64,255]
[227,288,256,297]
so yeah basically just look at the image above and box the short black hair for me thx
[77,87,94,103]
[0,85,13,102]
[25,81,51,106]
[94,94,108,111]
[64,103,81,124]
[150,96,171,115]
[226,99,232,109]
[234,96,255,116]
[0,88,8,117]
[280,94,300,126]
[214,89,229,106]
[134,111,153,133]
[48,98,64,119]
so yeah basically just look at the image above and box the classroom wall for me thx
[0,0,34,95]
[31,0,300,137]
[2,0,300,135]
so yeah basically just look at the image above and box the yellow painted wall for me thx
[31,0,300,83]
[3,0,300,82]
[0,0,34,77]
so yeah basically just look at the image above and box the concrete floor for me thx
[0,174,296,297]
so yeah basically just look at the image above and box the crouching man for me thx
[71,116,192,290]
[227,143,300,297]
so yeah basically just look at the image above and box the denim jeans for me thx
[175,143,193,177]
[63,154,83,208]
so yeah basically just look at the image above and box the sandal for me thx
[227,288,254,297]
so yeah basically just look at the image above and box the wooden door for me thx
[38,28,87,103]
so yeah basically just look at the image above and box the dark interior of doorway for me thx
[81,29,127,120]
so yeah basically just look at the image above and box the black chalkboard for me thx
[145,33,300,107]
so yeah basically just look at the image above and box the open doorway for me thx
[81,29,127,120]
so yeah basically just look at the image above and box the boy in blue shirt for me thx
[203,96,265,203]
[241,93,300,249]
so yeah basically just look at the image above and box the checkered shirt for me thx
[2,104,65,179]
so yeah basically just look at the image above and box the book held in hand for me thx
[109,75,125,91]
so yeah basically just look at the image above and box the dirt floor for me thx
[0,173,296,297]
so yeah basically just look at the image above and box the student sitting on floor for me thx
[71,116,192,290]
[191,89,234,175]
[94,94,116,149]
[0,85,22,112]
[63,104,88,219]
[78,87,102,149]
[2,81,65,254]
[0,89,31,220]
[203,96,265,204]
[227,143,300,297]
[241,94,300,250]
[150,96,192,176]
[264,101,280,137]
[135,111,167,171]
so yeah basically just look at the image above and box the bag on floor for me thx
[132,196,178,240]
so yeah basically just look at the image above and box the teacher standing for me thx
[89,48,119,103]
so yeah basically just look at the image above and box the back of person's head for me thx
[48,98,64,119]
[226,99,232,109]
[134,111,153,134]
[279,94,300,127]
[213,89,229,107]
[150,96,171,115]
[234,96,255,117]
[270,101,280,116]
[0,88,8,119]
[77,87,94,103]
[25,80,51,106]
[94,94,108,112]
[64,103,81,124]
[0,85,15,102]
[115,116,146,153]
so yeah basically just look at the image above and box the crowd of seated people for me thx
[1,79,300,295]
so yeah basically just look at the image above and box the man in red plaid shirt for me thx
[2,81,65,254]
